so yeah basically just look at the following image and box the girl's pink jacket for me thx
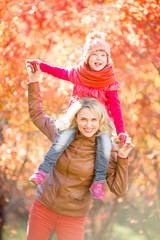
[40,62,125,135]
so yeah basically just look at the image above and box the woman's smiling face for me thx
[76,107,99,137]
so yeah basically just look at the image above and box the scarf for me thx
[75,61,117,88]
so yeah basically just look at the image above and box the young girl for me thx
[26,31,127,200]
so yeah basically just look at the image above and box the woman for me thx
[26,69,134,240]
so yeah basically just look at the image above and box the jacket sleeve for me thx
[28,82,58,142]
[40,62,70,81]
[106,90,125,134]
[106,151,128,196]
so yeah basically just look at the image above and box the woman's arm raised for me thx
[106,137,134,196]
[27,66,57,142]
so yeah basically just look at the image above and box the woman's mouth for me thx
[84,128,93,133]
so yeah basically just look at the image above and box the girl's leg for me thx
[55,215,86,240]
[90,133,112,200]
[38,127,77,173]
[94,133,112,182]
[27,199,57,240]
[29,128,77,184]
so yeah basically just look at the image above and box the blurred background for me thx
[0,0,160,239]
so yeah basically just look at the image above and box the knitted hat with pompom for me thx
[84,31,112,64]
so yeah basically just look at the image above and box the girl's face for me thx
[76,107,99,138]
[88,50,107,71]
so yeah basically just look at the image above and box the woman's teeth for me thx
[84,129,92,133]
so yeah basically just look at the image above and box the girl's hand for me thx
[118,133,128,146]
[117,135,135,158]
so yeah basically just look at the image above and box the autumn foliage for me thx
[0,0,160,239]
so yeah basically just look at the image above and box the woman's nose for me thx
[86,121,92,127]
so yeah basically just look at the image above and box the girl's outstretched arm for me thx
[40,62,70,81]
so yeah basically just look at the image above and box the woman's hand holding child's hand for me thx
[26,59,41,73]
[117,135,134,158]
[113,134,134,158]
[26,59,41,82]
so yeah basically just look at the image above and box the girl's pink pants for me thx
[27,199,86,240]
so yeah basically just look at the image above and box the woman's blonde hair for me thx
[55,97,116,136]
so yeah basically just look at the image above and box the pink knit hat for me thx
[84,31,112,64]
